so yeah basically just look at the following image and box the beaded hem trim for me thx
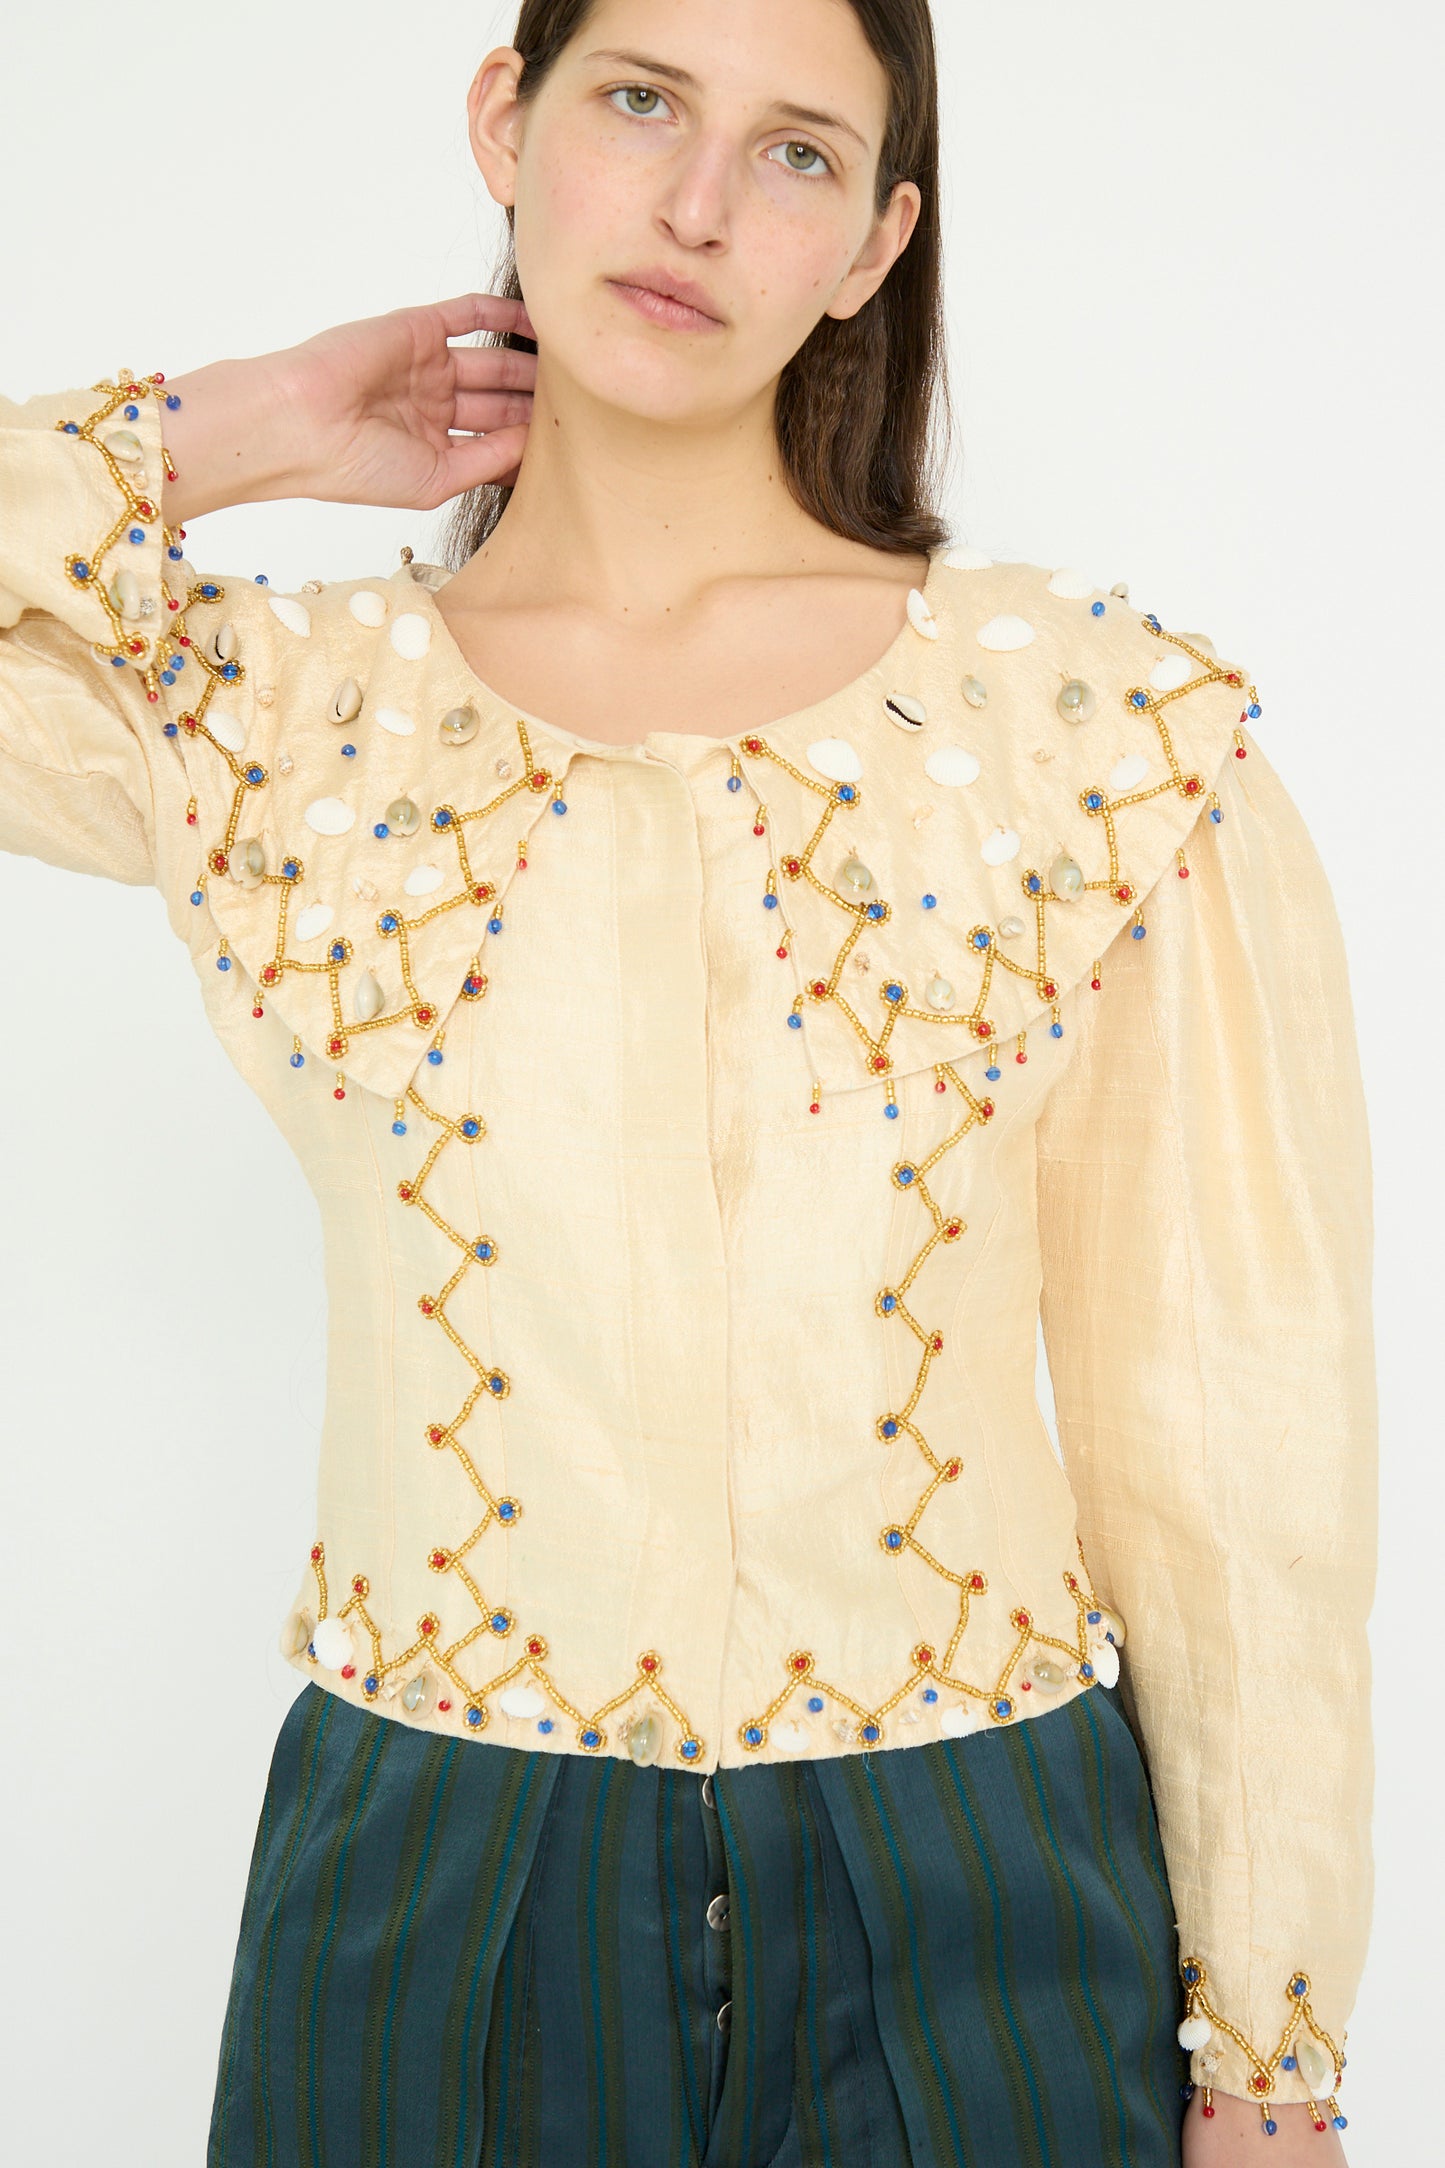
[59,373,1254,1776]
[1179,1959,1350,2135]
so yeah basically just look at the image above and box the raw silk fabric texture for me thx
[208,1676,1185,2168]
[0,377,1377,2115]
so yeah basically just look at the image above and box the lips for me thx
[610,267,724,326]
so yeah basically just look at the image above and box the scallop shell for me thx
[348,588,389,627]
[1148,654,1195,692]
[311,1615,354,1668]
[942,545,993,570]
[204,707,246,754]
[923,745,980,788]
[375,706,415,737]
[771,1721,812,1753]
[1177,2016,1214,2053]
[807,736,863,782]
[980,825,1021,866]
[1046,566,1099,600]
[1108,752,1149,792]
[906,588,940,639]
[939,1703,982,1738]
[884,691,927,732]
[976,614,1035,652]
[499,1685,546,1719]
[304,796,357,836]
[267,594,312,638]
[389,611,432,660]
[295,902,335,941]
[403,865,445,897]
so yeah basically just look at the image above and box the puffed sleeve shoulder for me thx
[1034,701,1377,2128]
[0,372,275,910]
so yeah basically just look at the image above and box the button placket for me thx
[697,1770,733,2091]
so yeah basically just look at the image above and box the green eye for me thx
[770,140,828,177]
[612,84,665,117]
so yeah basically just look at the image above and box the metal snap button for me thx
[716,1998,732,2032]
[706,1891,730,1931]
[701,1772,715,1809]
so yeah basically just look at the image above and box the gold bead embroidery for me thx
[1181,1957,1349,2133]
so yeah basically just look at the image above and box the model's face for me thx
[466,0,920,425]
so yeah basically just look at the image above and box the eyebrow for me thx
[582,46,871,154]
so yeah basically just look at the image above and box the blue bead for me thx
[217,955,231,971]
[807,1695,824,1712]
[1131,690,1148,708]
[862,1723,879,1742]
[427,1049,443,1065]
[787,1013,802,1029]
[727,774,741,793]
[1085,790,1103,809]
[1182,1965,1200,1985]
[539,1718,555,1734]
[110,654,125,667]
[1091,600,1105,616]
[63,421,79,433]
[165,393,181,409]
[884,1102,898,1119]
[1209,806,1222,822]
[1087,1610,1101,1622]
[221,661,239,679]
[1282,2056,1296,2071]
[680,1738,698,1758]
[254,572,268,583]
[745,1725,763,1745]
[1333,2117,1347,2130]
[995,1698,1012,1717]
[838,784,855,802]
[433,807,452,827]
[498,1498,514,1518]
[922,1686,937,1702]
[1144,614,1161,633]
[128,527,145,545]
[582,1728,600,1747]
[922,892,936,909]
[123,403,139,420]
[1248,703,1261,719]
[897,1165,915,1185]
[341,743,356,758]
[973,929,991,950]
[882,1417,898,1435]
[551,798,567,814]
[307,1641,316,1659]
[489,1375,504,1395]
[1080,1661,1094,1678]
[190,889,203,905]
[1290,1978,1307,1998]
[330,943,346,961]
[884,981,903,1002]
[364,1673,377,1692]
[391,1120,406,1136]
[985,1065,1000,1080]
[881,1293,897,1312]
[1050,1022,1063,1038]
[171,653,184,670]
[282,859,300,878]
[73,560,91,580]
[488,916,504,935]
[1131,924,1146,940]
[461,1118,480,1136]
[764,893,778,909]
[491,1612,508,1633]
[1180,2083,1195,2101]
[475,1241,492,1259]
[374,822,389,838]
[1026,874,1041,893]
[160,671,176,687]
[885,1530,903,1549]
[466,1708,482,1727]
[167,545,183,560]
[290,1052,305,1068]
[379,913,398,932]
[1263,2119,1277,2136]
[200,582,219,599]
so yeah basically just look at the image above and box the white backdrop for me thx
[1,3,1437,2160]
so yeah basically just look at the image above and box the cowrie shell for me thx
[885,691,927,731]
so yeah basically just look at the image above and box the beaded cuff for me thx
[1179,1958,1349,2135]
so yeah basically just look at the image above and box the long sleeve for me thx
[1,373,196,885]
[1034,725,1377,2122]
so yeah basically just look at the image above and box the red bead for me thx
[969,1573,985,1590]
[872,1055,887,1072]
[1202,2105,1215,2119]
[153,372,165,383]
[430,1551,446,1568]
[934,1078,946,1092]
[517,856,527,870]
[252,1005,263,1019]
[167,597,180,610]
[808,1102,820,1114]
[126,382,140,395]
[1021,1680,1032,1690]
[1015,1050,1027,1064]
[178,633,192,646]
[776,946,788,960]
[1178,865,1190,878]
[146,689,159,703]
[1090,976,1101,989]
[1313,2121,1326,2133]
[980,1100,995,1117]
[641,1655,657,1672]
[1251,2077,1269,2093]
[421,1619,436,1636]
[753,824,765,837]
[165,467,177,482]
[310,1543,323,1562]
[944,1459,961,1479]
[526,1637,544,1656]
[792,1654,809,1671]
[1235,745,1247,758]
[186,810,197,825]
[341,1664,355,1678]
[930,1332,943,1353]
[333,1086,345,1099]
[127,637,144,654]
[438,1699,451,1712]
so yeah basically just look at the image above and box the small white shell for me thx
[1149,654,1195,692]
[352,968,386,1022]
[1108,753,1150,793]
[981,825,1021,866]
[976,614,1035,652]
[204,707,246,754]
[389,611,432,660]
[939,1703,982,1738]
[375,706,415,737]
[267,594,312,638]
[102,427,145,465]
[884,692,927,732]
[906,588,940,639]
[304,796,357,836]
[311,1615,354,1668]
[923,745,980,788]
[998,915,1025,939]
[1177,2016,1214,2053]
[348,588,389,627]
[925,975,955,1012]
[499,1685,546,1719]
[403,865,445,897]
[771,1721,812,1753]
[295,902,335,941]
[1047,566,1099,600]
[1090,1637,1122,1688]
[807,736,864,782]
[942,545,993,570]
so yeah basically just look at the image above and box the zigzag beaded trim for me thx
[1179,1958,1350,2136]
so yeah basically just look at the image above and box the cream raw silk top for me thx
[1,374,1377,2119]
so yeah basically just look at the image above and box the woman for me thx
[0,2,1375,2163]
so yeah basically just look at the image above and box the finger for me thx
[430,421,531,501]
[452,343,538,395]
[451,387,534,434]
[432,291,534,341]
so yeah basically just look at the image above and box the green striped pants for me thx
[207,1680,1187,2166]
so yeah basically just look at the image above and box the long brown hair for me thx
[437,0,952,570]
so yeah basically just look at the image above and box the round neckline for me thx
[400,545,950,758]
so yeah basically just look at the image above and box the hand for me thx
[1182,2086,1348,2165]
[161,293,537,524]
